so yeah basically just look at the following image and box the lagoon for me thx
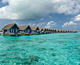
[0,33,80,65]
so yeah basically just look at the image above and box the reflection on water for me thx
[0,33,80,65]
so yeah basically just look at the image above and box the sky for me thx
[0,0,80,31]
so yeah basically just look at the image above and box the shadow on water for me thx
[0,56,40,65]
[37,48,47,51]
[52,53,56,57]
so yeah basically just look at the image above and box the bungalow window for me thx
[22,30,24,33]
[7,30,9,34]
[13,29,14,33]
[28,29,30,32]
[16,29,17,33]
[11,29,12,33]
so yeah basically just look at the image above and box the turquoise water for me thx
[0,33,80,65]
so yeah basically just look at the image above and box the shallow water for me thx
[0,33,80,65]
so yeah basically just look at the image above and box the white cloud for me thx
[28,23,35,26]
[37,22,46,27]
[0,0,80,20]
[62,21,77,27]
[45,21,56,28]
[32,24,35,26]
[72,14,80,21]
[38,18,44,23]
[12,21,19,25]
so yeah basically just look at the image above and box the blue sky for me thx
[0,0,80,31]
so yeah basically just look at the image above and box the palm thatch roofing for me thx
[48,29,50,31]
[63,30,66,32]
[19,25,31,30]
[52,29,55,31]
[59,30,61,32]
[46,28,49,31]
[49,29,52,31]
[31,27,39,31]
[50,29,52,31]
[72,30,78,32]
[43,28,47,31]
[39,28,43,31]
[61,30,64,32]
[2,23,19,30]
[56,30,58,32]
[75,30,78,32]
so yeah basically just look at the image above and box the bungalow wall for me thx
[32,28,39,33]
[10,25,19,34]
[20,27,31,33]
[3,25,19,34]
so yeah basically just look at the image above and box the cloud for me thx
[38,18,44,23]
[49,16,52,19]
[72,14,80,21]
[28,23,36,26]
[62,21,77,27]
[0,0,80,20]
[37,22,46,27]
[45,21,56,28]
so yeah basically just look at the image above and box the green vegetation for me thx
[0,30,3,33]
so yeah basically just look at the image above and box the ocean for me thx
[0,33,80,65]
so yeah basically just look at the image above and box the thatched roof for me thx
[59,30,61,32]
[49,29,52,31]
[31,27,39,31]
[46,28,49,31]
[71,30,78,32]
[56,30,58,32]
[52,29,55,31]
[61,30,64,32]
[39,28,43,31]
[2,23,19,30]
[43,28,47,31]
[75,30,78,32]
[19,25,31,30]
[63,30,66,32]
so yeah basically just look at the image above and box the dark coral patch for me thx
[27,56,39,62]
[52,53,56,57]
[38,48,47,51]
[49,48,54,51]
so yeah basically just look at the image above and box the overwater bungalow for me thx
[60,30,63,33]
[66,30,68,33]
[69,30,71,33]
[75,30,78,33]
[50,29,53,33]
[65,30,67,33]
[47,29,52,33]
[71,30,78,33]
[59,30,61,33]
[39,28,43,34]
[48,29,50,33]
[31,27,39,34]
[19,25,31,35]
[42,28,47,34]
[2,23,19,36]
[67,30,69,33]
[56,30,58,33]
[53,29,56,33]
[51,29,53,33]
[45,28,49,33]
[57,30,60,33]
